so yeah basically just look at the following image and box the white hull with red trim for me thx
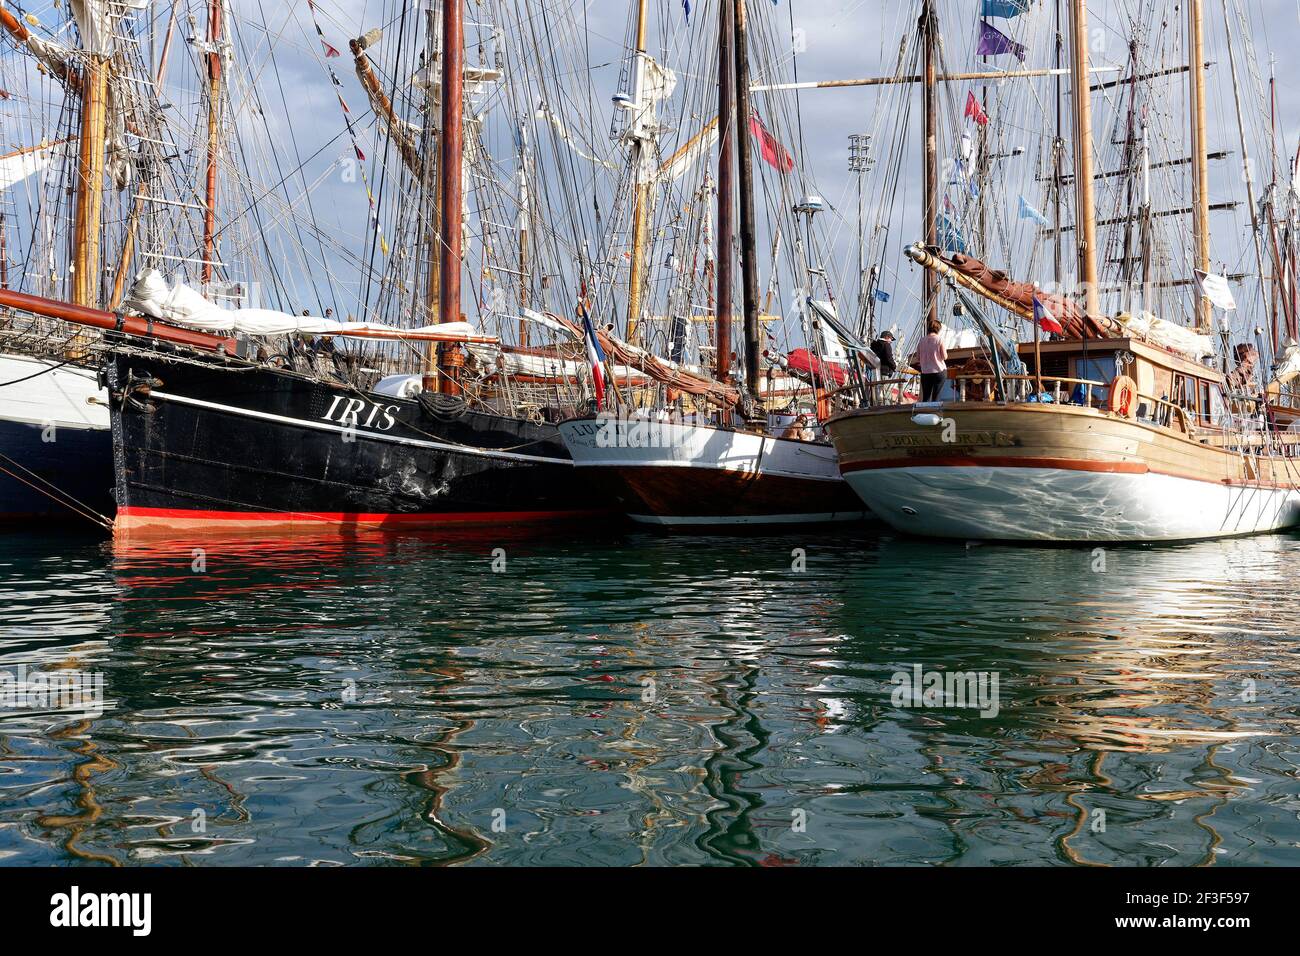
[845,464,1300,543]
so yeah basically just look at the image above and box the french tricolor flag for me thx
[582,313,608,407]
[1033,295,1064,335]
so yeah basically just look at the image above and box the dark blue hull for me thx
[0,417,115,524]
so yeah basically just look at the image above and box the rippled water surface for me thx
[2,525,1299,866]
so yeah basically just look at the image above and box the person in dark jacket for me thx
[870,331,897,378]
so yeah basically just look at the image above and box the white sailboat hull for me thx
[0,352,107,429]
[845,464,1300,543]
[558,417,868,527]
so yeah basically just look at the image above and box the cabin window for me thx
[1074,357,1115,406]
[1172,375,1198,414]
[1207,384,1227,426]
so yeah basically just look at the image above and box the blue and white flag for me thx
[982,0,1031,18]
[937,214,968,254]
[874,288,891,303]
[682,0,690,22]
[1019,195,1050,227]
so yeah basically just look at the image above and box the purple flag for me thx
[977,20,1027,62]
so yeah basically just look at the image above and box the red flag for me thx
[322,40,341,58]
[965,91,989,126]
[748,113,794,174]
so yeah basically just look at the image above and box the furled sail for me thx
[641,55,677,104]
[124,270,492,341]
[70,0,148,55]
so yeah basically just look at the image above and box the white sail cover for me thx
[1117,311,1215,359]
[125,270,480,340]
[0,142,60,190]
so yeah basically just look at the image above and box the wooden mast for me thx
[625,0,651,345]
[715,0,735,384]
[732,0,761,399]
[921,0,939,329]
[422,5,441,385]
[1069,0,1100,318]
[438,0,463,332]
[202,0,223,287]
[71,56,107,309]
[1188,0,1212,331]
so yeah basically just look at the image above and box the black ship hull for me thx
[107,353,608,536]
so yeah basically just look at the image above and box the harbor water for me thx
[1,526,1298,866]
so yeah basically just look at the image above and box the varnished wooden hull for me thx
[558,416,867,527]
[826,404,1300,542]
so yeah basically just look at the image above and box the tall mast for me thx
[1053,0,1064,285]
[72,56,108,308]
[438,0,463,328]
[202,0,223,287]
[625,0,652,344]
[1188,0,1212,331]
[715,0,735,383]
[1069,0,1100,318]
[732,0,761,398]
[423,7,442,386]
[921,0,939,328]
[1221,0,1269,340]
[424,6,441,326]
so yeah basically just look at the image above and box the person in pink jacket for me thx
[916,318,948,403]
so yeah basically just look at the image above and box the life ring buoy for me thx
[1108,375,1137,418]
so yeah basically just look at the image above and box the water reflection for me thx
[0,527,1298,866]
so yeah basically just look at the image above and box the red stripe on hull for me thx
[114,505,612,537]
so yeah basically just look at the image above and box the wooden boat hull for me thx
[106,353,612,538]
[0,353,114,523]
[558,416,868,527]
[826,404,1300,542]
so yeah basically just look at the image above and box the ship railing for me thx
[853,373,921,407]
[968,374,1110,406]
[1134,392,1199,436]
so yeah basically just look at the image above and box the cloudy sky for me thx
[6,0,1299,346]
[253,0,1300,344]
